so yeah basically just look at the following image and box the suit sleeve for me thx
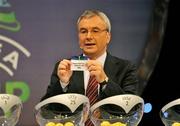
[41,61,64,101]
[100,61,139,99]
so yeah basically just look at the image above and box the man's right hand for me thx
[57,59,73,84]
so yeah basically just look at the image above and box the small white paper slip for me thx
[71,60,87,71]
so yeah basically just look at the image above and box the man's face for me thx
[78,15,111,59]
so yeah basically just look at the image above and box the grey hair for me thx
[77,10,111,32]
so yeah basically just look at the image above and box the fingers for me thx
[87,60,100,73]
[86,60,106,82]
[57,59,73,83]
[58,59,72,71]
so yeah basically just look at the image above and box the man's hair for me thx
[77,10,111,32]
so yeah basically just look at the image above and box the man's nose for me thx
[86,31,93,38]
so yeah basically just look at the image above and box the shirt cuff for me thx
[101,85,107,91]
[60,80,69,92]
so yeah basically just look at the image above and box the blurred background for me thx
[140,0,179,125]
[0,0,178,125]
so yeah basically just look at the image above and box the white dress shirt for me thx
[60,52,107,93]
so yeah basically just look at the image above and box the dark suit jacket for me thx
[41,52,139,101]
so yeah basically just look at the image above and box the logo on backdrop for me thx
[0,0,21,32]
[0,0,31,102]
[0,0,10,7]
[0,35,31,76]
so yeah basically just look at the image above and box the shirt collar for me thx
[96,52,107,67]
[83,52,107,67]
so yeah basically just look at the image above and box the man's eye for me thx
[80,30,87,34]
[92,29,100,33]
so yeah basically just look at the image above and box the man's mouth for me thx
[85,42,96,46]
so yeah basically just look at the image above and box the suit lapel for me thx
[104,53,118,80]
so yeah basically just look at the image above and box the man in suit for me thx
[41,10,139,126]
[41,9,139,101]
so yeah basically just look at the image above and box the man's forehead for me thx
[78,16,106,28]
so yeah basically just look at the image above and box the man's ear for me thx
[106,32,111,44]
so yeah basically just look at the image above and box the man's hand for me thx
[57,59,73,84]
[86,60,107,83]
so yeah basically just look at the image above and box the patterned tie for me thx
[85,75,98,126]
